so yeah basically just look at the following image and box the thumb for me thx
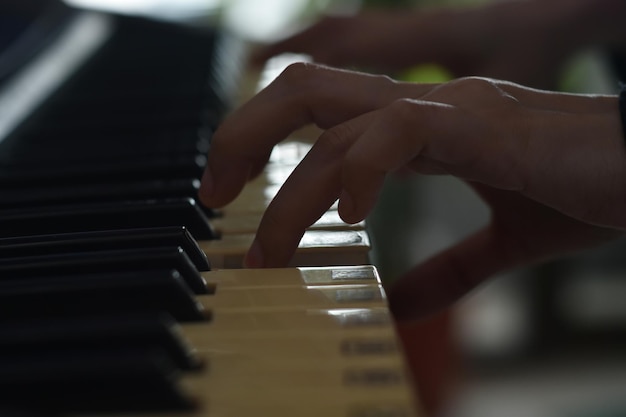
[387,226,516,321]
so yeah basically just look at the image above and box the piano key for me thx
[201,230,371,269]
[212,209,365,235]
[0,3,423,414]
[25,104,210,131]
[37,94,210,123]
[199,306,393,336]
[0,178,202,208]
[0,198,217,240]
[0,226,210,271]
[0,409,48,417]
[8,127,210,156]
[0,153,207,186]
[247,162,297,187]
[198,284,387,311]
[0,349,196,413]
[219,182,339,215]
[0,314,203,370]
[0,269,208,322]
[192,325,401,359]
[181,271,418,416]
[0,246,209,294]
[268,139,313,165]
[177,310,420,417]
[204,265,381,288]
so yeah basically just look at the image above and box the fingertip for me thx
[200,159,255,208]
[338,188,375,225]
[338,190,356,223]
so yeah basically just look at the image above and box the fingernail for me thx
[244,240,264,268]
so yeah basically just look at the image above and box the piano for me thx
[0,2,422,416]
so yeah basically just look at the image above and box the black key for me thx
[0,226,210,271]
[0,314,204,370]
[0,409,50,417]
[0,178,201,208]
[39,95,209,123]
[0,349,196,413]
[0,246,209,294]
[0,198,217,240]
[0,154,207,186]
[10,128,210,157]
[27,106,209,131]
[0,269,209,322]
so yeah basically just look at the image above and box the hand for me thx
[252,1,583,89]
[199,63,625,319]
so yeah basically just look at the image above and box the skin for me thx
[199,63,626,321]
[251,0,626,90]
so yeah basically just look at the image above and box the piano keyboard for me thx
[0,3,421,416]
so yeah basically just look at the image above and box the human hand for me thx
[251,10,434,74]
[199,63,625,318]
[252,0,626,90]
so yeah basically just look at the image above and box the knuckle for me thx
[449,76,500,94]
[275,62,330,111]
[380,99,422,137]
[316,124,356,158]
[278,62,320,89]
[387,98,419,121]
[448,77,517,107]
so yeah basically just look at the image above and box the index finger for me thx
[198,63,435,208]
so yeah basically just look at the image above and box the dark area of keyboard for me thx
[0,3,243,415]
[0,4,241,213]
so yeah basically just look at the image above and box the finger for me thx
[250,19,338,65]
[245,142,347,268]
[244,110,383,267]
[247,100,441,265]
[481,78,615,114]
[251,15,363,68]
[199,64,436,208]
[339,98,453,223]
[387,226,518,321]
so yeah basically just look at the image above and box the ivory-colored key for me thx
[212,210,365,235]
[218,183,339,215]
[268,140,313,165]
[199,267,386,312]
[175,307,422,417]
[200,230,370,269]
[182,354,418,417]
[197,284,386,312]
[189,306,395,336]
[246,163,296,187]
[204,265,380,288]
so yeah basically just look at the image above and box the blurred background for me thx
[6,0,626,415]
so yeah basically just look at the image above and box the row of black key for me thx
[0,227,213,413]
[0,4,243,414]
